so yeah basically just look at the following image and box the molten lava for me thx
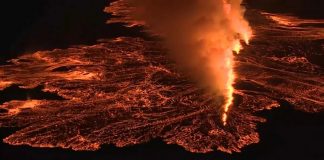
[1,0,322,155]
[107,0,253,125]
[0,9,323,153]
[233,40,243,54]
[221,0,252,125]
[222,49,235,126]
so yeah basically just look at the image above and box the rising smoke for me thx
[125,0,252,123]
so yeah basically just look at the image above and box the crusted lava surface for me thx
[0,4,323,153]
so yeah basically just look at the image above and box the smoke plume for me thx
[120,0,252,124]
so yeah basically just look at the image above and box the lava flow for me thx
[0,0,323,155]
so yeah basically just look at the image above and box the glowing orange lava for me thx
[233,40,242,54]
[222,49,235,126]
[107,0,253,126]
[221,0,252,125]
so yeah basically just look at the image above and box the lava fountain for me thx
[1,3,323,153]
[222,0,252,125]
[121,0,252,125]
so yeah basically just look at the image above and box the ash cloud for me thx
[126,0,252,96]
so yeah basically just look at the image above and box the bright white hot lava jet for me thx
[118,0,253,125]
[221,0,252,125]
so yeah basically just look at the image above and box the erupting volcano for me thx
[0,0,323,159]
[108,0,253,126]
[221,0,252,125]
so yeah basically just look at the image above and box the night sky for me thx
[1,0,323,63]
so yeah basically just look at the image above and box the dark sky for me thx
[0,0,143,64]
[245,0,324,18]
[0,0,107,62]
[0,0,323,63]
